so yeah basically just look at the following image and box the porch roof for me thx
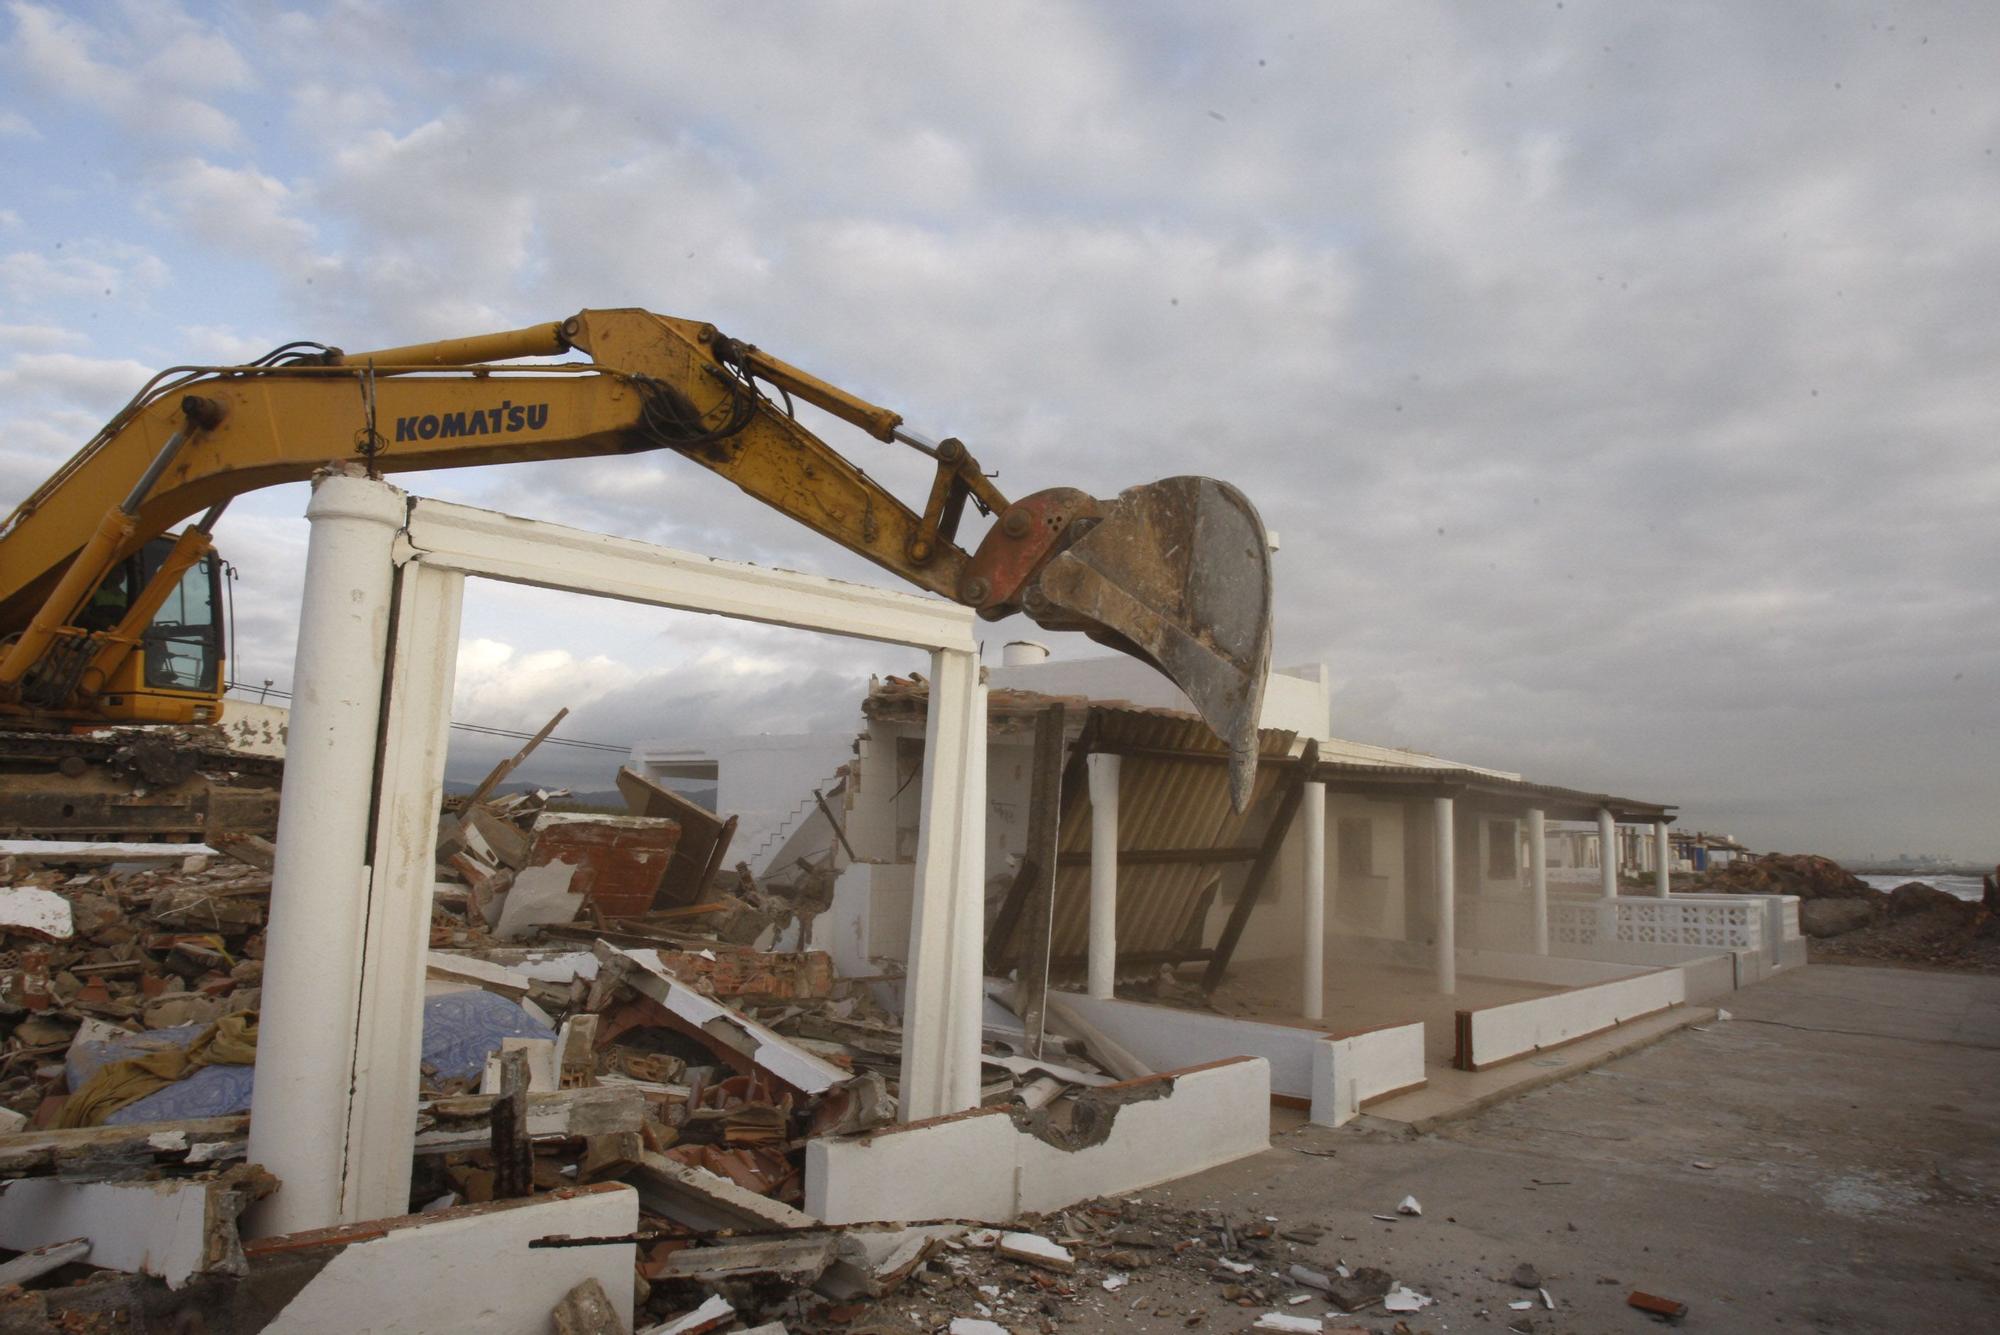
[1305,759,1675,823]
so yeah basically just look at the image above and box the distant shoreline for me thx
[1844,862,1991,877]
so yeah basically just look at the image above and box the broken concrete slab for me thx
[413,1085,646,1155]
[998,1231,1075,1272]
[654,1233,838,1282]
[495,859,584,942]
[807,1056,1271,1224]
[594,942,847,1094]
[638,1293,733,1335]
[0,1114,250,1178]
[816,1225,962,1300]
[0,839,222,866]
[245,1184,638,1334]
[627,1153,817,1234]
[0,885,74,940]
[0,1163,272,1289]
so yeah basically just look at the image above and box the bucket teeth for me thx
[1030,476,1272,809]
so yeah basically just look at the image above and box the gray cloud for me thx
[3,1,1995,860]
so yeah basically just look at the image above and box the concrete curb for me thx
[1358,1004,1721,1136]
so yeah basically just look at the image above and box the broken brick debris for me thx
[0,766,1153,1332]
[1628,1289,1690,1319]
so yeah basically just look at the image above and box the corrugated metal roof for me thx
[994,707,1298,968]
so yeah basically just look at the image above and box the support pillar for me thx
[1086,753,1122,1000]
[1597,807,1618,900]
[899,647,986,1123]
[248,473,407,1236]
[1300,781,1326,1021]
[1654,821,1672,898]
[342,561,463,1222]
[1527,807,1548,955]
[1433,796,1456,995]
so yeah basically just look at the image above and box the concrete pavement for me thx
[1121,964,2000,1332]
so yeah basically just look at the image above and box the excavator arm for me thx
[0,309,1272,804]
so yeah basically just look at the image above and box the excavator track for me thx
[0,726,281,842]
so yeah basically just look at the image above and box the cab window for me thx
[141,548,220,692]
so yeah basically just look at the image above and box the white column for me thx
[1597,807,1618,900]
[1654,821,1672,898]
[1086,752,1122,1000]
[1527,808,1549,956]
[1433,796,1456,995]
[342,561,464,1222]
[1300,781,1327,1021]
[898,647,986,1122]
[248,473,406,1236]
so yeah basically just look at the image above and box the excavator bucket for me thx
[1030,476,1273,810]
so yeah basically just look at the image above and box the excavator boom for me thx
[0,309,1273,803]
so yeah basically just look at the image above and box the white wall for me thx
[632,732,856,873]
[805,1057,1270,1223]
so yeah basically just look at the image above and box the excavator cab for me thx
[18,534,225,724]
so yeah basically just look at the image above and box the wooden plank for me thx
[1202,738,1320,992]
[467,706,568,808]
[492,1049,533,1200]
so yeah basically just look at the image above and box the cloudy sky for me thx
[2,2,1994,861]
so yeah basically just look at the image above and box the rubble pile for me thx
[0,845,268,1130]
[1688,852,1873,900]
[1693,853,2000,970]
[0,772,1163,1331]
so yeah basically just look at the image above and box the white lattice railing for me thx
[1618,897,1761,950]
[1548,900,1603,946]
[1548,896,1763,953]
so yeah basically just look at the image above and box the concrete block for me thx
[1460,969,1685,1070]
[494,860,583,942]
[806,1057,1270,1223]
[251,1184,637,1333]
[0,1166,267,1289]
[1311,1022,1426,1126]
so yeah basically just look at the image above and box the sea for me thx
[1857,873,1985,903]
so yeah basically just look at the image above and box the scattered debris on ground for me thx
[0,762,1221,1331]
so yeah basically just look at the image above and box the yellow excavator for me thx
[0,308,1273,837]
